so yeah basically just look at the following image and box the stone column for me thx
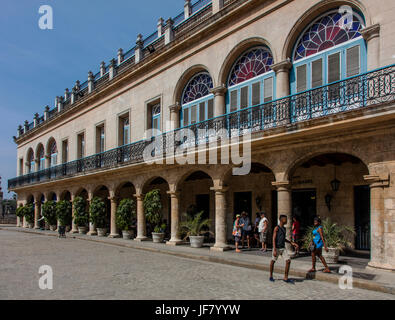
[362,24,381,71]
[134,194,148,241]
[166,191,182,245]
[109,197,120,238]
[135,34,144,64]
[271,60,292,99]
[34,201,41,229]
[169,103,181,130]
[210,187,231,251]
[70,194,78,233]
[87,194,97,236]
[272,181,292,251]
[210,85,227,117]
[364,174,389,269]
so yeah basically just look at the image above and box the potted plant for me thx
[73,196,89,234]
[89,197,107,237]
[302,218,355,263]
[116,198,136,239]
[56,200,72,229]
[179,211,211,248]
[16,206,24,227]
[42,200,58,231]
[144,189,164,243]
[23,204,34,228]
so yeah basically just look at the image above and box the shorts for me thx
[234,236,241,243]
[259,231,268,242]
[271,248,290,262]
[241,230,251,238]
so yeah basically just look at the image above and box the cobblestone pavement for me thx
[0,230,393,300]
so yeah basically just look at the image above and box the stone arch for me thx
[46,137,57,156]
[115,181,136,199]
[75,187,88,199]
[285,149,370,181]
[173,64,215,105]
[174,167,215,191]
[46,191,57,202]
[26,147,34,161]
[217,37,277,86]
[35,143,44,160]
[281,0,370,61]
[60,190,72,201]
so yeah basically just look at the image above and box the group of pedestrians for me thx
[233,211,269,253]
[233,213,331,283]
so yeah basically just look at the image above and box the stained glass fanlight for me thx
[228,47,274,87]
[37,145,44,159]
[28,149,34,162]
[182,72,214,104]
[293,10,364,61]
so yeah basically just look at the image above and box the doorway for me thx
[234,192,252,219]
[292,189,317,236]
[354,185,371,250]
[196,194,210,220]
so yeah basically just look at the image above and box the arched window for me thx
[49,141,58,167]
[227,47,275,113]
[291,9,366,94]
[181,72,214,127]
[27,149,35,173]
[37,145,45,171]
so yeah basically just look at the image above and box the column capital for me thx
[210,186,229,193]
[362,24,380,42]
[271,60,292,73]
[210,85,227,96]
[169,103,181,113]
[272,181,291,190]
[363,174,389,188]
[134,193,145,201]
[167,191,180,198]
[109,196,119,203]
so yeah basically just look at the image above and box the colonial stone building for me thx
[8,0,395,270]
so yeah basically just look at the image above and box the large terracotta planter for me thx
[323,248,340,264]
[152,233,165,243]
[122,230,132,240]
[190,236,204,248]
[78,226,88,234]
[97,228,107,237]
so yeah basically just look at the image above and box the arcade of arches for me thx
[17,132,395,271]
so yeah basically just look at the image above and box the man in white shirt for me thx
[258,212,269,252]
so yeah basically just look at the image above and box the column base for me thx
[166,240,184,246]
[87,231,98,236]
[34,225,40,230]
[108,234,120,239]
[135,236,149,242]
[367,261,395,271]
[210,244,232,252]
[70,229,79,234]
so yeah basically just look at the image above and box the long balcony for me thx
[8,64,395,190]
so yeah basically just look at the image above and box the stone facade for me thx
[9,0,395,270]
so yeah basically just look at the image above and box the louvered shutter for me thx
[252,82,261,106]
[347,45,360,77]
[296,64,307,93]
[264,77,273,103]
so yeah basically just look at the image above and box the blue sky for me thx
[0,0,183,198]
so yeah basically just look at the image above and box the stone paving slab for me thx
[2,226,394,295]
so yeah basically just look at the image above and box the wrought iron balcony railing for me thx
[8,64,395,189]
